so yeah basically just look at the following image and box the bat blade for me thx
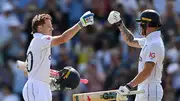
[72,90,144,101]
[73,90,118,101]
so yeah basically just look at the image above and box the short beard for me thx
[140,28,146,36]
[141,29,146,36]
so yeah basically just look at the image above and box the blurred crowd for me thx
[0,0,179,101]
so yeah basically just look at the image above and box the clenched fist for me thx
[108,11,121,24]
[78,11,94,28]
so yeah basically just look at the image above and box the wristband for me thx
[126,84,134,90]
[115,20,123,27]
[78,21,83,29]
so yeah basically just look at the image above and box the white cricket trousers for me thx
[135,83,163,101]
[23,79,52,101]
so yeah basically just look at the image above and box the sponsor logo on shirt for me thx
[149,52,155,59]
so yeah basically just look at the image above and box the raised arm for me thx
[51,11,94,46]
[118,22,141,48]
[108,11,142,48]
[51,23,81,46]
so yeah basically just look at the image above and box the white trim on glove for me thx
[79,11,94,27]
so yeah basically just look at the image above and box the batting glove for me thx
[108,11,122,26]
[78,11,94,28]
[117,84,133,95]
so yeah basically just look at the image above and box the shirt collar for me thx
[146,31,161,42]
[33,33,43,37]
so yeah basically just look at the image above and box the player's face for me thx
[41,19,54,36]
[141,29,146,36]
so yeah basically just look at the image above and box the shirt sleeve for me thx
[144,43,162,63]
[41,35,52,49]
[134,38,145,48]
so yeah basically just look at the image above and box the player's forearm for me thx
[128,62,155,87]
[128,71,150,87]
[61,23,81,42]
[118,23,135,45]
[52,23,81,46]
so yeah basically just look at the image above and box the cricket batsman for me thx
[108,9,165,101]
[17,11,94,101]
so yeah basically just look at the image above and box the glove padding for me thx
[117,85,133,95]
[79,11,94,28]
[50,67,72,91]
[108,11,121,24]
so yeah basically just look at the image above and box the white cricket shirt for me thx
[26,33,52,83]
[137,31,165,85]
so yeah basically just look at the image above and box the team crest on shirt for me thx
[149,52,155,59]
[46,36,51,40]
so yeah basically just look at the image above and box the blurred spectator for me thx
[74,29,94,73]
[167,62,180,101]
[153,0,180,15]
[114,3,137,63]
[115,3,135,29]
[65,0,85,27]
[174,0,180,15]
[10,0,46,10]
[8,60,27,101]
[7,15,25,61]
[1,84,20,101]
[161,0,180,44]
[23,4,39,53]
[84,60,106,92]
[55,44,75,70]
[92,0,111,22]
[43,0,69,33]
[103,49,124,90]
[166,35,179,62]
[153,0,166,15]
[0,66,13,91]
[116,0,139,16]
[0,1,20,65]
[96,39,112,72]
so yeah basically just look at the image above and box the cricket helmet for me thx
[60,67,80,90]
[136,9,161,27]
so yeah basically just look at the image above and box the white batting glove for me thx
[117,85,130,95]
[108,11,121,24]
[78,11,94,28]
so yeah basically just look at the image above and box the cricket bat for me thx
[72,90,144,101]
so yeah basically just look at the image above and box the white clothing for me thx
[23,79,52,101]
[23,33,52,101]
[135,31,165,101]
[26,33,52,83]
[135,83,163,101]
